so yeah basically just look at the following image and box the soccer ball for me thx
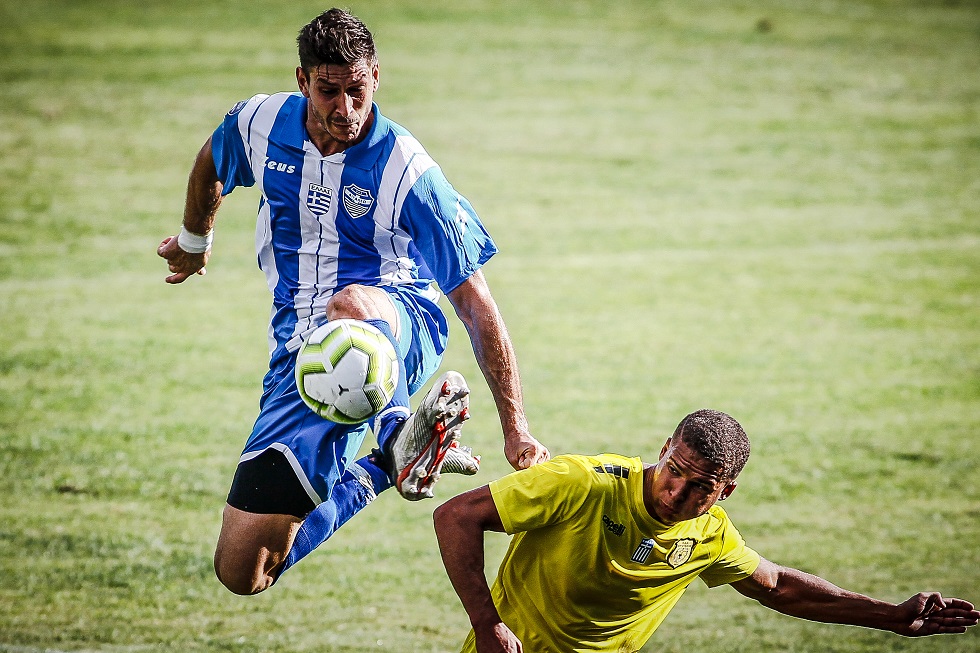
[294,319,399,424]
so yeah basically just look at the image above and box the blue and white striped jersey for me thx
[211,93,497,367]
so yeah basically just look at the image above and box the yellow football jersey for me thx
[459,454,760,653]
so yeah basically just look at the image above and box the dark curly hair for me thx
[297,8,377,72]
[672,409,751,480]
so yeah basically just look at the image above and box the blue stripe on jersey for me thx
[336,164,384,289]
[400,168,497,293]
[212,110,255,195]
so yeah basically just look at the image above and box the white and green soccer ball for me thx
[294,319,399,424]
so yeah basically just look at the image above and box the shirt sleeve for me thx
[398,167,497,294]
[210,97,260,196]
[698,510,761,588]
[489,456,595,535]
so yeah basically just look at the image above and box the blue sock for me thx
[357,452,394,493]
[275,459,384,581]
[364,318,410,451]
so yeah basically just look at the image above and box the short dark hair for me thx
[672,409,750,480]
[297,8,377,72]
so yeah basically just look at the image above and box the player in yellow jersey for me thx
[434,409,979,653]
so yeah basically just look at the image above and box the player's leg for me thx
[214,458,382,594]
[213,504,300,595]
[213,362,375,594]
[327,284,478,499]
[213,440,314,594]
[214,442,381,593]
[272,436,480,583]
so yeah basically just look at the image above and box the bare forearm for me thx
[753,568,896,629]
[183,137,223,234]
[735,558,980,638]
[466,302,527,436]
[448,273,528,437]
[433,500,504,630]
[448,272,548,469]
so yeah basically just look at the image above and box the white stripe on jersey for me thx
[256,200,279,356]
[375,135,437,286]
[229,94,268,173]
[234,93,288,184]
[291,149,346,345]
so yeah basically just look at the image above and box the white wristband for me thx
[177,225,213,254]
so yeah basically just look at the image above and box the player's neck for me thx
[306,113,374,157]
[641,465,660,521]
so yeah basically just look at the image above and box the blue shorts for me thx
[238,285,448,507]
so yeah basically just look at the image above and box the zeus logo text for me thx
[264,159,296,174]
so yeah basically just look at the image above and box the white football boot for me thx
[389,371,473,500]
[439,441,481,476]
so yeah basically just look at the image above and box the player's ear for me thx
[659,438,671,459]
[718,480,737,501]
[372,62,380,90]
[297,67,310,96]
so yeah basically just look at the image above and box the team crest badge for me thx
[666,538,696,568]
[342,184,374,219]
[307,184,334,217]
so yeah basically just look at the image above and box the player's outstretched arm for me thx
[446,271,549,470]
[157,137,223,284]
[433,486,523,653]
[731,557,980,637]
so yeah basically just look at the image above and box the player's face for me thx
[297,59,379,155]
[645,438,736,525]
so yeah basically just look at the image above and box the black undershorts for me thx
[226,448,317,519]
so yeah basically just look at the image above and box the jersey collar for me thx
[342,103,387,170]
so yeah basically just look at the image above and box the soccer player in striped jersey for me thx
[435,410,979,652]
[156,8,549,596]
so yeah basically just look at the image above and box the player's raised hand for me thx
[157,235,209,284]
[894,593,979,637]
[505,431,550,470]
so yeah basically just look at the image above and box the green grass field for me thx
[1,0,978,651]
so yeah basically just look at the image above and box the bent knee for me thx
[325,285,394,322]
[214,549,277,596]
[214,504,300,596]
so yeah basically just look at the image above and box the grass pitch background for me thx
[1,0,978,651]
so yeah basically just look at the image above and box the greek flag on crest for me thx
[631,538,656,564]
[307,184,333,217]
